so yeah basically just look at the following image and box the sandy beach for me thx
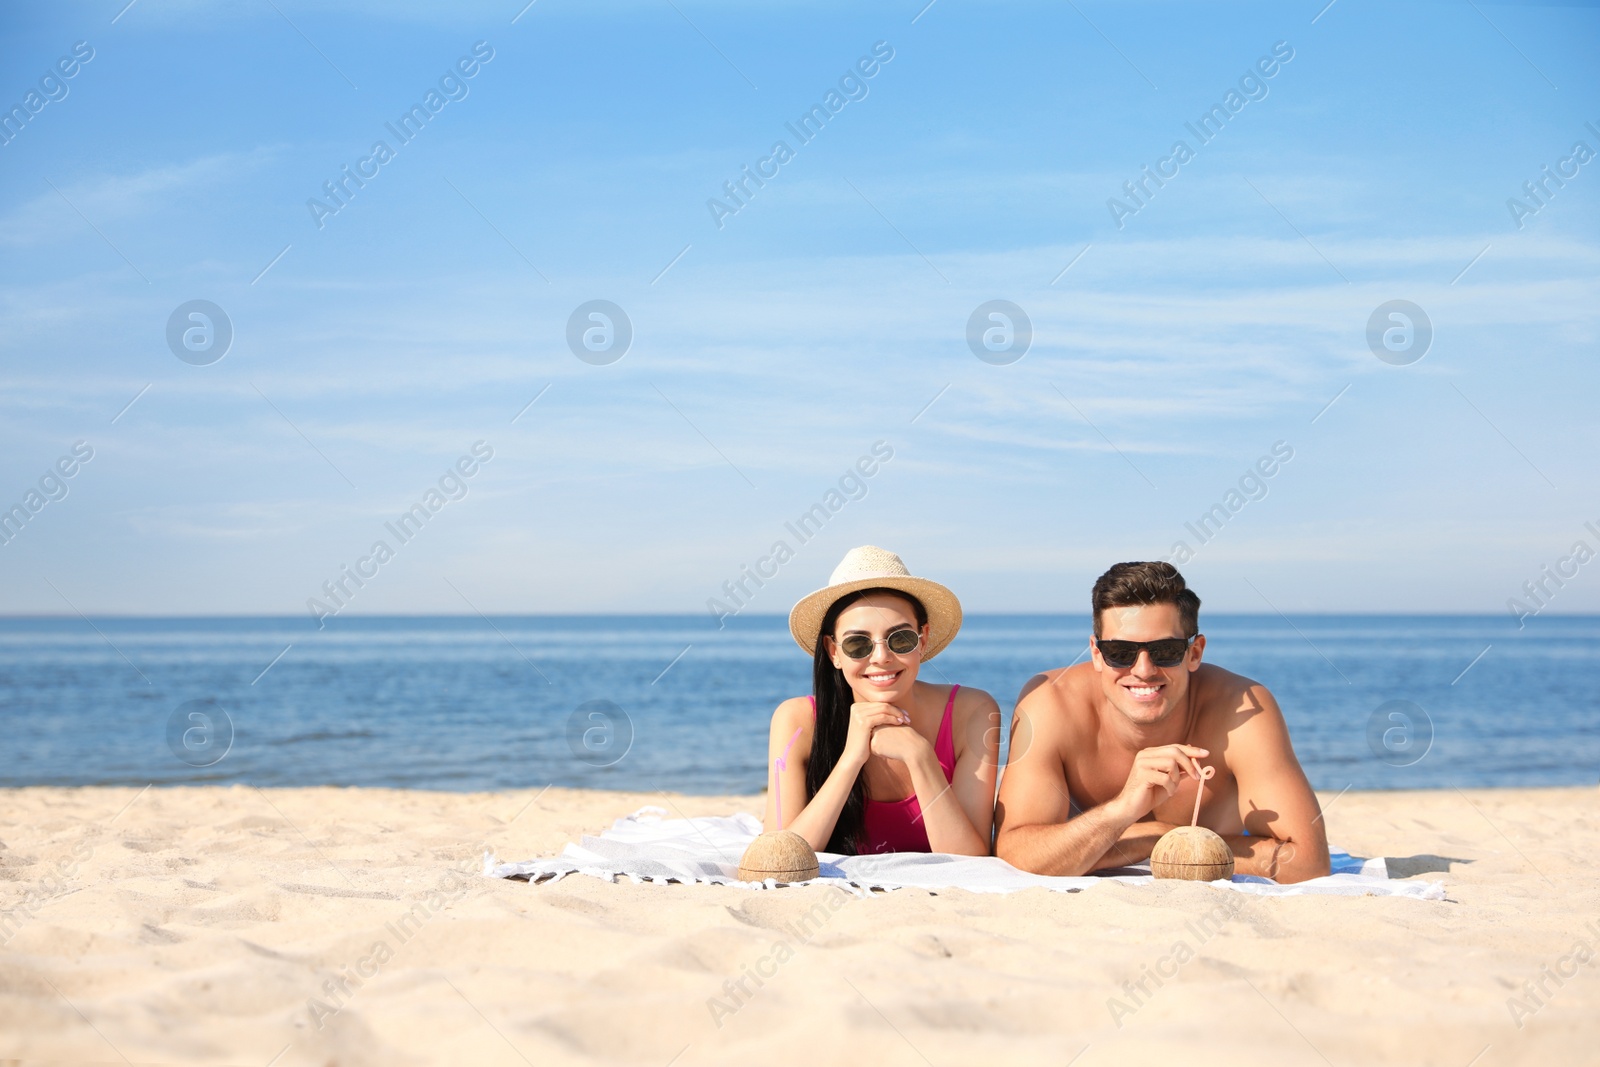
[1,784,1595,1066]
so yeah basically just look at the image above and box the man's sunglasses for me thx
[1095,636,1195,669]
[837,628,922,660]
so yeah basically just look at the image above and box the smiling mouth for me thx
[1125,684,1164,700]
[863,670,901,686]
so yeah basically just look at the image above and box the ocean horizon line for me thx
[1,611,1591,622]
[4,613,1591,794]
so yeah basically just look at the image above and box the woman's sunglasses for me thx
[1095,636,1195,669]
[837,628,922,660]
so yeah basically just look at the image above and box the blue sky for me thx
[1,0,1597,621]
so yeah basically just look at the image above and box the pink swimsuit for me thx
[810,684,959,854]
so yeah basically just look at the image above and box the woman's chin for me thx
[853,678,913,703]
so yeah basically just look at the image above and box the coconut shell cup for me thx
[738,830,820,884]
[1150,825,1236,881]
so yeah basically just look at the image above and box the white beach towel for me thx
[484,808,1446,900]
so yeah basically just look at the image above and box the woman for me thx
[764,545,1000,855]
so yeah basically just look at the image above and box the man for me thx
[995,562,1330,883]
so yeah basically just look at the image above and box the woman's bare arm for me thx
[914,687,1000,855]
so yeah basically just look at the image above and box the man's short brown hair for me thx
[1091,561,1201,638]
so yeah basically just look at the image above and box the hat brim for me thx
[788,576,963,661]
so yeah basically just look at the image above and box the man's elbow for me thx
[997,827,1089,877]
[1302,851,1333,881]
[1276,840,1331,883]
[994,827,1024,867]
[994,827,1051,873]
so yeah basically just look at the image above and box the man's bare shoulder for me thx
[1017,662,1096,708]
[1015,664,1099,745]
[1192,662,1284,731]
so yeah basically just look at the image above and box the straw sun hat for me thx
[788,546,963,660]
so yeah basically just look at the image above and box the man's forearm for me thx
[1222,834,1330,883]
[1091,820,1181,871]
[997,801,1139,876]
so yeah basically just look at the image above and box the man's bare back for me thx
[994,590,1330,883]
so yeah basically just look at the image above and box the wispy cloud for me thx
[0,148,284,248]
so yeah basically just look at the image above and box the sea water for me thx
[0,614,1594,793]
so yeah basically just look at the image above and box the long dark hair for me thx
[805,587,928,854]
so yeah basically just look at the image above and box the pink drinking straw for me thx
[774,726,802,829]
[1190,761,1216,827]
